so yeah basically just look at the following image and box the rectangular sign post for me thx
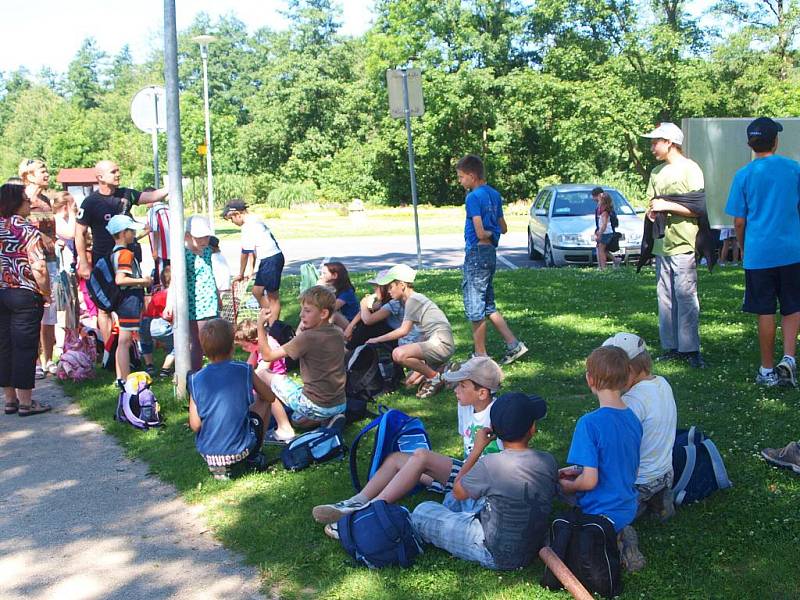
[387,67,424,270]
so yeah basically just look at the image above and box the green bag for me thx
[300,262,320,293]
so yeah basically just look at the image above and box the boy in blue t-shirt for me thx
[559,345,644,572]
[187,318,275,480]
[456,155,527,365]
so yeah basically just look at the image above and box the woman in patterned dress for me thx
[0,184,53,416]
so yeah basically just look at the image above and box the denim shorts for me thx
[269,373,345,422]
[254,253,285,292]
[462,244,497,322]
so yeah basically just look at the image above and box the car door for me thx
[530,190,548,251]
[538,190,552,246]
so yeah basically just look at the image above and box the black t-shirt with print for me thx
[77,187,142,261]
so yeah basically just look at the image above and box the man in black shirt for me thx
[75,160,167,340]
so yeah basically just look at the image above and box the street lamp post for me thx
[192,34,217,232]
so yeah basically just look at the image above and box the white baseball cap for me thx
[373,264,417,285]
[185,215,213,238]
[602,332,647,359]
[642,122,684,146]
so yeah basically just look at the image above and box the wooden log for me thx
[539,546,593,600]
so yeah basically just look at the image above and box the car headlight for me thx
[557,233,592,246]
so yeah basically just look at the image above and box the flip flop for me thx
[263,429,294,446]
[18,402,52,417]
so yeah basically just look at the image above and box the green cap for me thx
[373,264,416,285]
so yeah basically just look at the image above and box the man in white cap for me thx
[642,122,706,368]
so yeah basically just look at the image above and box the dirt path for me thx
[0,379,263,600]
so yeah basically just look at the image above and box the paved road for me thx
[213,231,537,276]
[0,380,263,600]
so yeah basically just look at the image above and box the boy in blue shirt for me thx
[725,117,800,388]
[187,318,274,480]
[456,155,527,365]
[559,345,644,571]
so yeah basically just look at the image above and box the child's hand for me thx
[257,307,271,326]
[473,427,496,452]
[343,324,353,341]
[142,275,153,288]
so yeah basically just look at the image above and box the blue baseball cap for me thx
[747,117,783,141]
[106,214,144,235]
[490,392,547,441]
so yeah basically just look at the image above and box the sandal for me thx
[417,376,445,399]
[4,400,19,415]
[324,522,340,540]
[18,401,52,417]
[263,429,294,446]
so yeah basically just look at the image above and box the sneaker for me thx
[312,498,371,524]
[209,465,231,481]
[774,356,797,387]
[617,525,646,572]
[648,487,676,522]
[683,351,706,369]
[655,349,680,362]
[158,367,174,378]
[144,364,156,376]
[761,441,800,474]
[755,370,780,387]
[323,413,346,433]
[35,366,46,380]
[45,360,58,375]
[323,522,340,540]
[500,341,528,365]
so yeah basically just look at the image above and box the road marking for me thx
[497,254,518,270]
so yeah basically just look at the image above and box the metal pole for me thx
[200,44,215,233]
[163,0,191,399]
[151,87,160,187]
[401,67,422,270]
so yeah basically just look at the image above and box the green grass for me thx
[62,266,800,599]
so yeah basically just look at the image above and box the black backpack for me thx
[345,343,401,423]
[88,248,124,313]
[672,426,732,505]
[270,320,298,371]
[541,509,623,599]
[280,427,346,471]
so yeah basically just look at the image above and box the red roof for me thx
[56,168,97,184]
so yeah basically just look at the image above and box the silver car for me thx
[527,184,643,267]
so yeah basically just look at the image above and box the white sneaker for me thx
[45,360,58,375]
[35,366,46,380]
[312,498,371,523]
[755,370,780,387]
[500,341,528,365]
[775,356,797,387]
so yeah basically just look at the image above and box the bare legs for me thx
[758,312,800,369]
[471,312,517,356]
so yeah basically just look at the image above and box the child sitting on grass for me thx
[187,318,274,480]
[412,392,558,570]
[311,356,504,529]
[140,263,174,378]
[365,264,455,398]
[603,332,677,521]
[559,345,644,572]
[318,261,359,329]
[255,285,347,442]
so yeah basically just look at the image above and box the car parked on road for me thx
[527,184,643,267]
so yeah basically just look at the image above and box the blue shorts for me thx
[743,263,800,316]
[269,374,345,423]
[254,253,285,292]
[462,244,497,322]
[117,292,144,331]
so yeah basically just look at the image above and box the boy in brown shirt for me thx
[256,285,346,441]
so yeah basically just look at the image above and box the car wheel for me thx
[528,231,542,260]
[544,237,556,267]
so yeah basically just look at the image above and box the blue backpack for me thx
[349,407,431,492]
[672,426,732,505]
[338,500,423,569]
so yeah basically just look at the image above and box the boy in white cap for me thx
[106,215,152,384]
[364,264,455,398]
[642,122,706,369]
[311,356,504,531]
[603,332,677,521]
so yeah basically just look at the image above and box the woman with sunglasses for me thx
[0,183,52,416]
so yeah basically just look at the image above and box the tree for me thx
[66,38,107,109]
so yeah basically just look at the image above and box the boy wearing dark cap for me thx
[411,392,557,570]
[221,199,284,325]
[311,356,504,528]
[725,117,800,388]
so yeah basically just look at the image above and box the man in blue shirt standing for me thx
[456,155,527,365]
[725,117,800,387]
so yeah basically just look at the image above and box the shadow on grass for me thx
[61,268,800,599]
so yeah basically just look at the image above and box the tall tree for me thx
[66,38,107,110]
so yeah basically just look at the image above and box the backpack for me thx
[280,427,346,471]
[541,509,622,599]
[337,500,423,569]
[269,320,298,371]
[114,371,163,430]
[88,248,123,313]
[299,262,319,293]
[672,426,732,506]
[56,329,96,382]
[349,407,431,492]
[345,344,403,416]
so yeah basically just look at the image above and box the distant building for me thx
[56,168,97,205]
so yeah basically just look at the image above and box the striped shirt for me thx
[147,203,171,260]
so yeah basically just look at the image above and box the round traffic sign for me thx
[131,86,167,133]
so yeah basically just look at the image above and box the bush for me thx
[266,181,318,209]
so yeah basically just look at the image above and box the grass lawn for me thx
[62,266,800,599]
[206,205,530,241]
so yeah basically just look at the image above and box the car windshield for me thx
[551,190,635,217]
